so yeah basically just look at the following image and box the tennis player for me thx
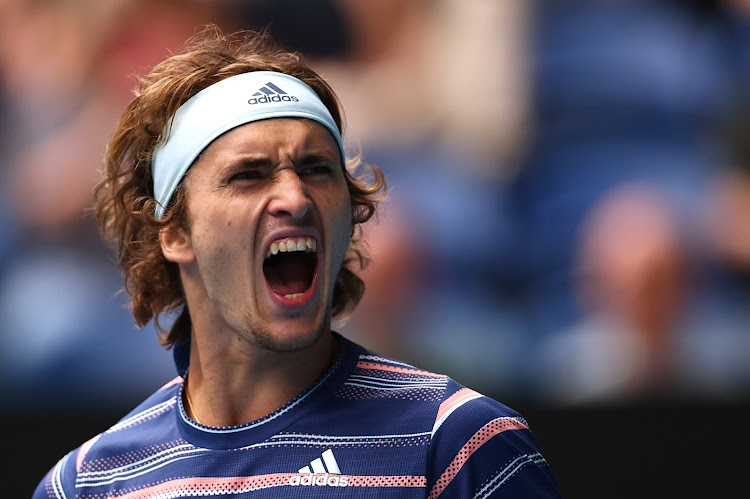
[34,27,561,498]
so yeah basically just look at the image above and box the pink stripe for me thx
[356,361,446,378]
[435,388,481,423]
[116,473,295,498]
[115,474,426,497]
[158,376,184,391]
[76,434,101,473]
[428,418,529,499]
[347,475,426,487]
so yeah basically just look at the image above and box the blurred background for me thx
[3,0,750,496]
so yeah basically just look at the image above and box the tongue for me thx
[264,256,312,296]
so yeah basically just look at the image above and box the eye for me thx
[299,164,333,177]
[229,170,262,182]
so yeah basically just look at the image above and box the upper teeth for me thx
[267,236,317,258]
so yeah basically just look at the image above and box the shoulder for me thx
[339,349,451,409]
[32,449,77,499]
[32,376,184,498]
[334,341,562,496]
[79,376,184,462]
[433,379,527,439]
[427,379,562,498]
[331,344,456,437]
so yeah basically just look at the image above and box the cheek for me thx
[318,188,352,264]
[189,206,245,260]
[333,192,353,245]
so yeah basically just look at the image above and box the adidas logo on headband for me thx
[248,81,300,105]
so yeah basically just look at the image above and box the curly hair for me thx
[95,26,386,348]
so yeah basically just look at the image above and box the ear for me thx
[160,226,195,264]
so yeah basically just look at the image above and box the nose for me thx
[267,169,313,220]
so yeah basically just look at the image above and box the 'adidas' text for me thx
[289,473,349,487]
[248,81,299,105]
[248,94,299,105]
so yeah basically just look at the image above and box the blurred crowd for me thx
[2,0,750,412]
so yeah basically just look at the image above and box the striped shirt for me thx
[33,334,561,498]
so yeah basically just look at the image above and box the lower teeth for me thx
[284,292,304,299]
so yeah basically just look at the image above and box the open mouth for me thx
[263,236,318,300]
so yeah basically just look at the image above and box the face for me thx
[162,118,351,352]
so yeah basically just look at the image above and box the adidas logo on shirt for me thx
[289,449,349,487]
[248,82,299,105]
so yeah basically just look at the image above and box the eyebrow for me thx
[220,155,272,173]
[218,150,338,175]
[298,151,338,166]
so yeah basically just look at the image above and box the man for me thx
[34,27,561,498]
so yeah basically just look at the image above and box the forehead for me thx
[198,118,341,161]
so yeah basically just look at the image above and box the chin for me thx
[248,319,329,353]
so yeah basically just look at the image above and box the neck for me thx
[184,329,338,427]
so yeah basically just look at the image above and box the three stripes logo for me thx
[288,449,349,487]
[248,82,300,105]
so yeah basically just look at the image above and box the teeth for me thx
[267,236,317,259]
[284,292,305,299]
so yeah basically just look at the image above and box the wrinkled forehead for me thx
[194,118,343,166]
[151,71,345,219]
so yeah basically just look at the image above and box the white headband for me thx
[151,71,345,219]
